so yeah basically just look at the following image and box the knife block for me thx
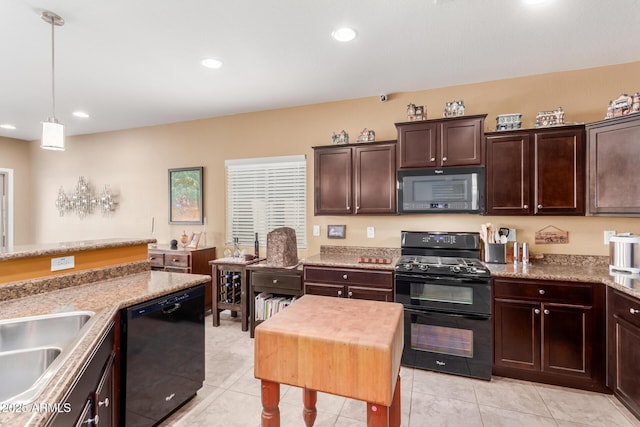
[485,243,506,264]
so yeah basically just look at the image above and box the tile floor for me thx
[161,312,640,427]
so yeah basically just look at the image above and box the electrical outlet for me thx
[367,227,375,238]
[313,225,320,237]
[604,230,616,244]
[51,256,75,272]
[507,228,517,242]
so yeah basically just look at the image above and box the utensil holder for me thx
[485,243,507,264]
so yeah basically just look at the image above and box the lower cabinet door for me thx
[543,303,591,378]
[614,315,640,418]
[304,283,346,298]
[494,299,540,371]
[347,286,393,302]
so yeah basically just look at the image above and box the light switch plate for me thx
[51,256,75,272]
[367,227,375,238]
[312,225,320,236]
[604,230,616,245]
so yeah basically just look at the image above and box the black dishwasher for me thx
[120,284,205,427]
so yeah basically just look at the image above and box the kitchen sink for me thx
[0,311,95,404]
[0,347,61,403]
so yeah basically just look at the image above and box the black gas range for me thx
[395,231,492,380]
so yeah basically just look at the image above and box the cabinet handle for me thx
[538,289,545,295]
[84,415,99,425]
[98,398,110,408]
[537,204,543,209]
[523,204,528,209]
[544,309,550,315]
[631,308,639,314]
[272,279,278,284]
[342,274,348,280]
[534,308,540,314]
[442,156,447,162]
[337,290,343,296]
[348,291,353,298]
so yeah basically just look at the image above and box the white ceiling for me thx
[1,0,638,142]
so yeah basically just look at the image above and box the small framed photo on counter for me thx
[187,232,201,249]
[327,225,346,239]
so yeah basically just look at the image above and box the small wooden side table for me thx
[254,294,404,427]
[209,257,259,331]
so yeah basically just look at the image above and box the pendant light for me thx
[40,11,65,151]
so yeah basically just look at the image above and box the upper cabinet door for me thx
[441,116,484,167]
[396,121,438,168]
[587,114,640,216]
[314,146,353,215]
[485,132,531,215]
[354,143,397,214]
[534,127,585,215]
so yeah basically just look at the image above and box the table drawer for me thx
[493,279,593,305]
[304,266,393,289]
[165,254,190,268]
[252,272,302,291]
[148,252,165,268]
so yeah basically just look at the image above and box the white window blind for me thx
[225,155,307,248]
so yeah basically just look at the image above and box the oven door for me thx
[402,307,492,380]
[395,273,491,315]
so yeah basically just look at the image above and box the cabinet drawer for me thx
[165,254,190,268]
[304,266,393,289]
[252,272,302,291]
[165,266,191,274]
[148,251,165,268]
[611,289,640,328]
[493,279,593,305]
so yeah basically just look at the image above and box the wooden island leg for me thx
[389,375,401,427]
[302,388,317,427]
[261,380,280,427]
[366,402,389,427]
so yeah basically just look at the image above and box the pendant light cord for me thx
[50,18,56,121]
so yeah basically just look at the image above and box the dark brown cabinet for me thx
[587,114,640,216]
[395,114,486,169]
[149,246,216,311]
[303,265,394,302]
[607,287,640,418]
[485,125,585,215]
[313,141,396,215]
[492,278,607,392]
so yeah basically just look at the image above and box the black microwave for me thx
[397,166,485,214]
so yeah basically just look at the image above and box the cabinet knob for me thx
[523,204,528,209]
[442,157,447,162]
[538,289,545,295]
[337,290,343,296]
[544,309,550,315]
[534,308,540,314]
[172,258,178,262]
[436,360,446,366]
[347,205,351,210]
[537,204,543,209]
[430,157,436,162]
[272,279,278,284]
[342,274,348,280]
[84,415,99,425]
[149,256,155,260]
[348,291,353,298]
[98,398,110,408]
[631,308,639,314]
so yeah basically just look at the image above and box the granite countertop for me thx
[487,262,640,300]
[0,270,210,427]
[0,237,156,261]
[302,245,400,271]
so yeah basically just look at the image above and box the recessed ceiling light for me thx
[332,27,356,42]
[0,124,16,130]
[72,111,90,118]
[201,58,223,69]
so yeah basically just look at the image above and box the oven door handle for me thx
[394,273,489,285]
[403,306,491,320]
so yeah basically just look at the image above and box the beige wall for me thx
[22,61,640,257]
[0,136,32,244]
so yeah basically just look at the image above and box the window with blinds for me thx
[225,155,307,248]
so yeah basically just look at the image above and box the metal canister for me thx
[522,242,529,264]
[513,242,520,263]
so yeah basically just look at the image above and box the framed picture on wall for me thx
[169,167,204,224]
[327,224,346,239]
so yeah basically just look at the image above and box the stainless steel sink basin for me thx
[0,311,94,352]
[0,347,61,403]
[0,311,95,404]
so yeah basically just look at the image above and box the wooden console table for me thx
[210,257,259,331]
[254,294,404,426]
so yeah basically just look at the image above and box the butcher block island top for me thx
[254,294,404,426]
